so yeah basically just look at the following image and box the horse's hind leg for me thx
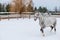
[53,21,56,32]
[54,25,56,32]
[50,25,56,32]
[50,26,54,31]
[40,28,45,36]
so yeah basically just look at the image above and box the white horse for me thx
[34,12,56,36]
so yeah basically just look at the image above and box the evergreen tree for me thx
[6,4,10,12]
[0,3,5,12]
[0,3,2,12]
[38,6,43,12]
[42,7,47,13]
[34,7,37,11]
[38,6,48,13]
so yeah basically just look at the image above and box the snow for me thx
[0,18,60,40]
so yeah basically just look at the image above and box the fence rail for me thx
[0,12,60,21]
[0,12,34,20]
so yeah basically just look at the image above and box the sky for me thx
[0,0,60,11]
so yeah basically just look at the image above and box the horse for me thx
[34,12,56,36]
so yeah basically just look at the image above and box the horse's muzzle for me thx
[34,19,36,21]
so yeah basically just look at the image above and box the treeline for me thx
[0,3,34,12]
[0,3,10,12]
[0,3,48,13]
[0,3,59,13]
[34,6,48,13]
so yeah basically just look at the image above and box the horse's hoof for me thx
[50,30,52,32]
[42,33,45,36]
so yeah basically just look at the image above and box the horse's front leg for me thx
[50,25,54,32]
[40,27,45,36]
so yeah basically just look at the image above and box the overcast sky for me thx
[0,0,60,11]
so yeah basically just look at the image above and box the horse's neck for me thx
[39,14,44,22]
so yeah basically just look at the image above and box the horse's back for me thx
[44,17,56,27]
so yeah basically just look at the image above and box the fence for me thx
[0,12,34,20]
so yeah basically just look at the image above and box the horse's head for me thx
[34,12,39,21]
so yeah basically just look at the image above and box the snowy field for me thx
[0,18,60,40]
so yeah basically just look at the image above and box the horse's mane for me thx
[39,12,51,17]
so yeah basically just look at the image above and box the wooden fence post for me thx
[29,14,30,19]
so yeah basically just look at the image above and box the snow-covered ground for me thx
[0,18,60,40]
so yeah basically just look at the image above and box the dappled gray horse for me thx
[34,12,56,36]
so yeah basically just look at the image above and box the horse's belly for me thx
[44,21,52,27]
